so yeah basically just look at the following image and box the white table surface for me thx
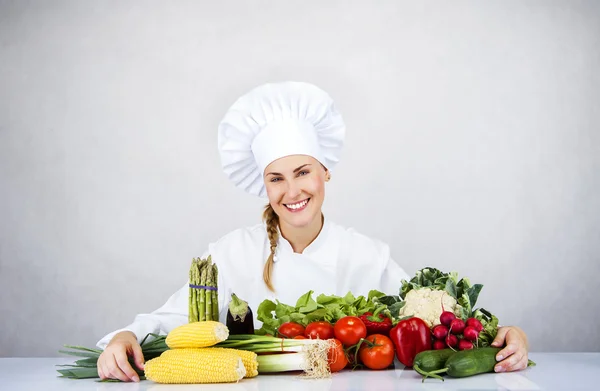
[1,353,598,391]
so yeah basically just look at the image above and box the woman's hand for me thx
[491,326,529,373]
[97,331,145,382]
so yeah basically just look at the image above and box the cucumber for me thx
[417,347,501,381]
[445,347,500,377]
[413,349,456,377]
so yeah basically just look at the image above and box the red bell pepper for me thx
[389,317,432,367]
[359,307,393,336]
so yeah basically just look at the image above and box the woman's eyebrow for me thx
[293,164,311,173]
[266,164,312,177]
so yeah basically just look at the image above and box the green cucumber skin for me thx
[413,349,456,372]
[446,347,502,378]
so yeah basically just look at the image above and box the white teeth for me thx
[286,199,308,210]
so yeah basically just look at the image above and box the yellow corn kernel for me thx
[145,348,245,384]
[212,348,259,378]
[166,321,229,349]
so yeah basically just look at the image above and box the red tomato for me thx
[358,334,395,370]
[327,339,348,372]
[304,321,335,339]
[334,316,367,346]
[277,322,305,338]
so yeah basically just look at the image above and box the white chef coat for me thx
[96,219,410,348]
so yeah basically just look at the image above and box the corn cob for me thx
[213,348,259,378]
[145,348,245,384]
[166,321,229,349]
[160,347,258,378]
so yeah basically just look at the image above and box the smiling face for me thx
[263,155,329,230]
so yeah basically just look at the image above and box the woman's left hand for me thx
[491,326,529,372]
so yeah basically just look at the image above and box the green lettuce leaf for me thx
[316,293,345,306]
[304,308,331,324]
[368,290,386,301]
[343,291,356,304]
[256,299,279,335]
[289,312,306,324]
[274,301,295,319]
[473,308,499,347]
[296,291,318,313]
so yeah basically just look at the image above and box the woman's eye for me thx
[270,177,281,183]
[298,170,309,176]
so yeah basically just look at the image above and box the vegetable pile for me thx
[58,266,536,383]
[255,289,390,336]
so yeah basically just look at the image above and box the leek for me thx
[215,335,334,378]
[256,352,307,372]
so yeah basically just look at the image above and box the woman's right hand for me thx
[97,331,145,382]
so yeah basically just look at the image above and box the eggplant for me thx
[226,293,255,335]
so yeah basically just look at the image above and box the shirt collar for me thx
[275,216,330,258]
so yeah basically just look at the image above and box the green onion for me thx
[57,334,167,380]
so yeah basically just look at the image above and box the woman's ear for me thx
[325,170,331,182]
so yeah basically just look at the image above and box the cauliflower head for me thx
[398,288,462,328]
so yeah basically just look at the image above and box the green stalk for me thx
[215,335,322,351]
[194,263,201,322]
[194,261,201,321]
[189,259,197,322]
[57,367,104,379]
[212,264,219,321]
[196,259,208,321]
[199,264,207,321]
[205,264,213,321]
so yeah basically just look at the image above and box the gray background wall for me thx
[1,1,599,356]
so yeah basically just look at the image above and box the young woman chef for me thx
[96,82,529,382]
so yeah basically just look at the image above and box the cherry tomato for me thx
[358,334,395,370]
[304,321,335,339]
[327,339,348,372]
[334,316,367,346]
[278,322,305,338]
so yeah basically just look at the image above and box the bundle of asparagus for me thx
[189,256,219,322]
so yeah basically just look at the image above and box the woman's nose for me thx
[285,181,301,198]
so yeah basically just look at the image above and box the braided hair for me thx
[262,204,279,292]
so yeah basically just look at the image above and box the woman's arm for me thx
[96,282,189,349]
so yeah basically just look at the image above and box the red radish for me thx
[466,318,483,332]
[432,324,449,340]
[446,334,458,348]
[440,312,456,327]
[433,340,447,350]
[458,339,474,351]
[463,326,479,342]
[439,291,456,328]
[450,318,466,335]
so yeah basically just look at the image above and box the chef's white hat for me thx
[218,81,345,197]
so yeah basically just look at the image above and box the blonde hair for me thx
[262,204,279,292]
